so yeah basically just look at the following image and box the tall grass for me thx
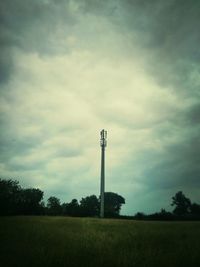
[0,216,200,267]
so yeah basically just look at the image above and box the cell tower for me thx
[100,129,107,218]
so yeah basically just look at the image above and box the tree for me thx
[19,188,44,215]
[0,179,44,215]
[103,192,125,217]
[80,195,99,216]
[47,196,62,215]
[171,191,191,216]
[0,179,21,215]
[134,212,146,220]
[62,199,80,216]
[190,203,200,216]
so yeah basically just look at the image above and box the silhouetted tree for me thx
[1,179,127,217]
[134,212,146,220]
[62,199,80,216]
[80,195,99,216]
[47,196,62,215]
[171,191,191,216]
[0,179,44,215]
[0,179,21,215]
[19,188,44,215]
[190,203,200,216]
[103,192,125,217]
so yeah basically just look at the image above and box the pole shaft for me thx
[100,146,105,218]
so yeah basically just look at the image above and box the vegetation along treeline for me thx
[0,178,200,220]
[0,178,125,217]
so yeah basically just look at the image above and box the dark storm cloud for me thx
[0,0,76,50]
[0,0,76,83]
[0,48,13,83]
[143,132,200,189]
[1,0,199,85]
[186,104,200,125]
[2,0,199,88]
[0,118,41,170]
[117,0,200,193]
[119,0,200,95]
[78,0,200,97]
[140,99,200,189]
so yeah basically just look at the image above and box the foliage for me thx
[1,178,200,220]
[0,179,20,215]
[0,179,44,215]
[171,191,191,215]
[104,192,125,217]
[0,178,126,217]
[47,196,62,215]
[80,195,99,216]
[190,203,200,215]
[62,199,80,216]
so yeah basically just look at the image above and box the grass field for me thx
[0,217,200,267]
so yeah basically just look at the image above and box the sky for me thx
[0,0,200,215]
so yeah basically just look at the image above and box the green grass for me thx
[0,217,200,267]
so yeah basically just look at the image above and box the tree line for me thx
[132,191,200,221]
[0,178,125,217]
[1,178,200,220]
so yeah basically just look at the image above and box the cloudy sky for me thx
[0,0,200,214]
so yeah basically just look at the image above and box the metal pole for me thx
[100,145,105,218]
[100,129,107,218]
